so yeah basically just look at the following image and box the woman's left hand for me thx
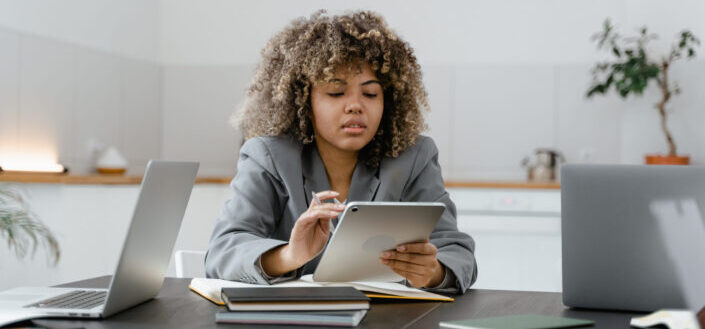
[379,239,445,288]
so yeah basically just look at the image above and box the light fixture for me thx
[0,161,68,174]
[0,149,69,174]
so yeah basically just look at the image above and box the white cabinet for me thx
[0,183,231,291]
[2,183,562,293]
[448,188,562,292]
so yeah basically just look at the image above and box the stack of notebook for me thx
[215,286,370,327]
[189,275,454,303]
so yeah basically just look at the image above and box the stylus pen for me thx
[311,191,322,206]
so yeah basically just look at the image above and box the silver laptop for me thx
[0,160,198,318]
[561,164,705,312]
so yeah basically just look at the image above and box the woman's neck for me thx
[315,140,357,200]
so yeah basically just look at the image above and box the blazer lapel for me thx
[347,161,381,202]
[302,144,332,207]
[302,143,381,204]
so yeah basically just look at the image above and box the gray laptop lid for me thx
[101,160,198,317]
[561,164,705,312]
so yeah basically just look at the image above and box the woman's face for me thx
[310,62,384,155]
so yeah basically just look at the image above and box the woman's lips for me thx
[342,122,366,135]
[343,126,365,134]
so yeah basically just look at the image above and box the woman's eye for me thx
[327,92,344,97]
[364,93,378,98]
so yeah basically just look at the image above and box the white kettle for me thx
[521,149,565,182]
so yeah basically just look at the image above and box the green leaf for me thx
[0,186,60,265]
[586,19,697,102]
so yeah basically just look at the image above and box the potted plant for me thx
[587,19,700,165]
[0,185,60,265]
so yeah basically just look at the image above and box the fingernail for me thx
[381,259,389,264]
[382,251,391,258]
[397,246,406,252]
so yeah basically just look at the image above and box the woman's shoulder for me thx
[389,135,439,164]
[241,135,303,156]
[239,135,303,177]
[379,135,439,175]
[408,135,438,155]
[376,135,442,198]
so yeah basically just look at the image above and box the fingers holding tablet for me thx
[380,240,445,288]
[396,240,437,254]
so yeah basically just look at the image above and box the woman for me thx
[205,10,477,293]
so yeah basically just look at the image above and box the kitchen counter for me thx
[0,172,560,189]
[0,172,231,185]
[445,180,560,189]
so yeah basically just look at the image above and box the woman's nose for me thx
[344,101,362,114]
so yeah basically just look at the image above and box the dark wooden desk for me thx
[21,276,644,329]
[407,289,646,329]
[28,276,439,329]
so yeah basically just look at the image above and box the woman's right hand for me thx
[261,190,345,276]
[285,190,344,266]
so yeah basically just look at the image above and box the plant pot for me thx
[645,154,690,165]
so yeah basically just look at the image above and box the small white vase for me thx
[96,146,128,174]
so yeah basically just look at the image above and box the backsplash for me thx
[1,25,704,179]
[0,26,162,175]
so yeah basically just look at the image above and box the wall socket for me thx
[579,147,595,163]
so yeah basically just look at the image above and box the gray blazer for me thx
[205,135,478,293]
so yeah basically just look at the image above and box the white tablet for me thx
[313,201,446,282]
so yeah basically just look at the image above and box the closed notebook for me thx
[215,309,368,327]
[221,286,370,311]
[439,314,594,329]
[189,276,454,305]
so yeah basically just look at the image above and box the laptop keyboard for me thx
[25,290,107,310]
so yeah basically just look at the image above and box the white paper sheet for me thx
[631,309,698,329]
[0,309,47,327]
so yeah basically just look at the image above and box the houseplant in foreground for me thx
[587,19,700,165]
[0,185,60,265]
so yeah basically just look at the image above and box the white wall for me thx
[0,26,163,174]
[0,1,163,174]
[160,65,247,176]
[0,0,160,62]
[157,0,705,65]
[159,0,629,66]
[2,0,704,177]
[159,0,705,179]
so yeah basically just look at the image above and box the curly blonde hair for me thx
[234,10,429,167]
